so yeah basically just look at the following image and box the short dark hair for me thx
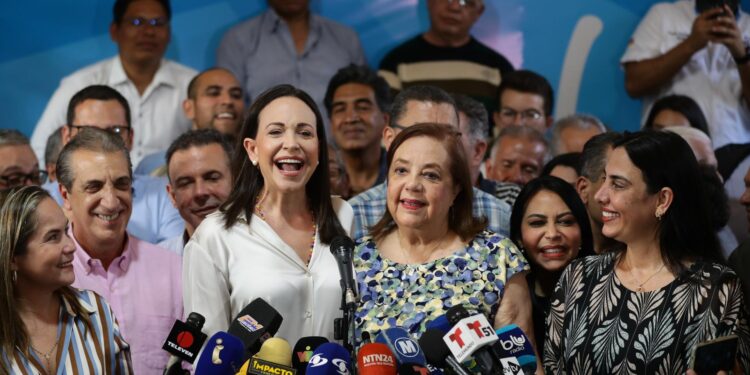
[221,84,346,245]
[579,132,623,181]
[113,0,171,24]
[323,64,392,116]
[452,94,488,143]
[509,175,594,272]
[542,152,581,177]
[614,131,723,274]
[497,70,554,116]
[644,94,710,138]
[165,129,233,182]
[44,127,64,166]
[698,163,729,232]
[66,85,131,128]
[369,123,487,241]
[56,128,132,191]
[389,85,457,125]
[186,67,239,100]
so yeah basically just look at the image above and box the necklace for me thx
[255,191,316,265]
[623,255,666,292]
[31,339,58,373]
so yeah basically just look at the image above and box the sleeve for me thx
[156,190,184,243]
[31,78,81,162]
[216,27,248,92]
[349,31,367,66]
[498,236,530,282]
[544,262,574,374]
[620,3,669,64]
[719,273,750,371]
[182,229,233,338]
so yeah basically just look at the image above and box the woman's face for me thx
[521,189,582,272]
[594,147,660,244]
[244,96,320,195]
[13,197,76,292]
[386,136,459,233]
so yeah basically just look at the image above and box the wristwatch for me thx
[735,45,750,65]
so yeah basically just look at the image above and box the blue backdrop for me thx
[2,0,732,136]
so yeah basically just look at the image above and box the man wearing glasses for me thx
[0,130,46,191]
[379,0,514,124]
[43,85,183,245]
[31,0,196,167]
[493,70,555,136]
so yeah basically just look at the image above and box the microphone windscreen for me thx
[418,329,452,368]
[193,331,244,374]
[425,315,451,334]
[161,316,208,364]
[495,324,537,373]
[306,342,352,375]
[445,305,470,325]
[228,298,283,360]
[292,336,329,374]
[254,337,293,367]
[374,327,426,367]
[356,343,397,375]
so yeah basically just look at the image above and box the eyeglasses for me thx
[499,108,544,122]
[68,125,131,137]
[0,171,48,188]
[123,17,169,28]
[445,0,482,8]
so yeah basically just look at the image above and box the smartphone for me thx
[690,335,739,374]
[696,0,740,16]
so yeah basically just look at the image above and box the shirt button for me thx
[305,311,312,319]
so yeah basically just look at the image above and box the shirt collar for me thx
[109,55,175,89]
[69,225,133,273]
[60,289,96,318]
[265,7,322,37]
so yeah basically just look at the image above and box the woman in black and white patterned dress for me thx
[544,131,749,374]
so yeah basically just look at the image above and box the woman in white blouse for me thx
[183,84,353,344]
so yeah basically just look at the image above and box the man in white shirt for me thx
[31,0,196,166]
[622,0,750,148]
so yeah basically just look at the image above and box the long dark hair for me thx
[643,95,710,138]
[369,123,486,241]
[614,131,723,274]
[510,175,594,273]
[220,84,345,244]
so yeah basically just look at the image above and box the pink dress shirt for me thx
[70,228,183,375]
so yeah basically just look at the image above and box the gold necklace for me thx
[31,339,58,373]
[623,255,666,292]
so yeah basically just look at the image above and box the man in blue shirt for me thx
[43,85,183,244]
[348,85,512,242]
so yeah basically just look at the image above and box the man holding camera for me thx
[621,0,750,149]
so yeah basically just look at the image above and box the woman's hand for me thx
[494,272,543,374]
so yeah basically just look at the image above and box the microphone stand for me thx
[334,284,358,374]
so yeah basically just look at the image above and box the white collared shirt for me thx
[31,55,197,165]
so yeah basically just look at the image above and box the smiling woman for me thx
[182,84,353,345]
[0,186,132,373]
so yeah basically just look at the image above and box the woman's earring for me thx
[251,159,258,166]
[655,210,663,221]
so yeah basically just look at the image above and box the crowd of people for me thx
[2,0,750,373]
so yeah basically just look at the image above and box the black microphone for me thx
[330,235,357,305]
[292,336,330,374]
[445,305,500,374]
[419,329,472,375]
[227,298,283,363]
[162,312,208,374]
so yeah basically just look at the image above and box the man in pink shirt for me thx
[57,127,183,375]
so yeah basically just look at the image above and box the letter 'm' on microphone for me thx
[306,342,352,375]
[161,312,207,364]
[292,336,329,374]
[356,343,397,375]
[494,324,536,374]
[193,331,244,374]
[374,327,427,368]
[227,298,283,362]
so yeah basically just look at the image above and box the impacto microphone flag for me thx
[193,331,244,374]
[162,312,207,365]
[494,324,536,375]
[374,327,427,368]
[246,337,297,375]
[305,342,351,375]
[228,298,283,362]
[292,336,329,374]
[356,343,397,375]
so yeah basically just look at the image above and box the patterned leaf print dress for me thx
[544,252,750,374]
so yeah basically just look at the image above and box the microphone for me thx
[425,315,452,334]
[162,312,208,374]
[356,343,397,375]
[444,306,499,374]
[227,298,283,362]
[329,236,357,305]
[306,342,352,375]
[494,325,536,375]
[246,337,297,375]
[292,336,330,374]
[374,327,428,371]
[193,331,244,374]
[419,329,471,375]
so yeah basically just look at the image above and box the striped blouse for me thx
[2,288,133,374]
